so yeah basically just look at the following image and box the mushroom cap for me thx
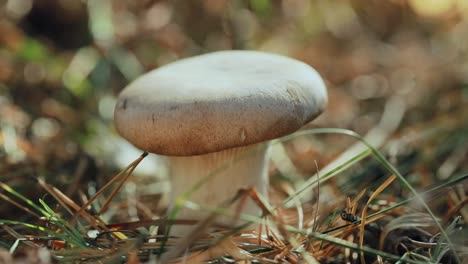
[114,50,327,156]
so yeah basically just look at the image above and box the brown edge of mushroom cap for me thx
[114,50,327,156]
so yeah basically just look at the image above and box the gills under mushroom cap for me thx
[114,50,327,156]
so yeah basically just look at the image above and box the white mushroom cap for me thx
[114,50,327,156]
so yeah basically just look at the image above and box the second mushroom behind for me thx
[114,50,328,237]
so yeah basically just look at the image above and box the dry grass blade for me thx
[163,187,272,262]
[0,191,41,219]
[350,188,367,216]
[359,174,396,263]
[171,238,252,264]
[291,96,405,203]
[37,178,74,215]
[447,197,468,220]
[379,213,436,251]
[448,185,468,221]
[69,151,147,224]
[97,152,147,215]
[162,208,220,261]
[280,128,461,263]
[0,182,52,218]
[37,178,108,232]
[1,225,38,251]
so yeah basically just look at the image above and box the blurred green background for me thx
[0,0,467,220]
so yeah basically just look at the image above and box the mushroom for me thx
[114,50,327,236]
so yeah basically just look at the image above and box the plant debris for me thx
[1,1,467,263]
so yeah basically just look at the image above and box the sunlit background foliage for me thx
[0,0,467,263]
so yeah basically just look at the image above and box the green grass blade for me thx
[282,148,370,206]
[432,216,462,262]
[287,227,431,264]
[38,199,88,247]
[0,182,49,217]
[323,173,468,234]
[280,128,461,263]
[0,219,85,248]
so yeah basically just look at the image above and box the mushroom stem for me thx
[168,143,270,236]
